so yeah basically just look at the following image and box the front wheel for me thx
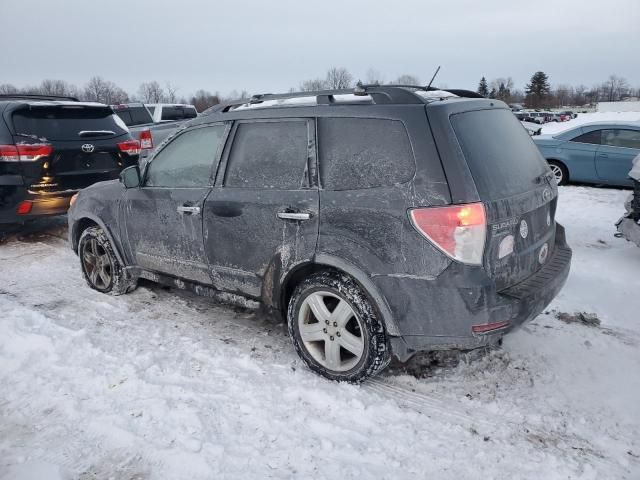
[548,161,568,186]
[78,226,136,295]
[287,271,390,383]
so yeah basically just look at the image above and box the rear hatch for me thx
[431,103,557,290]
[10,103,138,194]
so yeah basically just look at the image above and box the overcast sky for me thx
[1,0,639,98]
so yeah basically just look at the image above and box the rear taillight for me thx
[409,202,486,265]
[138,129,153,150]
[117,140,141,156]
[0,144,52,162]
[16,200,33,215]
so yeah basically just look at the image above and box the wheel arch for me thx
[279,254,401,336]
[547,158,570,182]
[71,214,126,266]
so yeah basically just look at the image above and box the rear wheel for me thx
[548,160,568,186]
[287,271,390,383]
[78,226,136,295]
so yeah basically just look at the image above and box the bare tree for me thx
[600,75,629,102]
[83,76,128,104]
[164,82,178,103]
[0,84,19,94]
[300,78,326,91]
[394,74,420,85]
[325,67,353,90]
[190,90,220,112]
[138,81,164,103]
[39,79,80,98]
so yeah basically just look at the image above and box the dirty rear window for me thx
[451,109,549,200]
[318,117,415,190]
[12,107,127,141]
[114,106,153,126]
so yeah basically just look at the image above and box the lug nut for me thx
[323,328,328,333]
[333,322,338,327]
[325,320,330,325]
[330,336,334,341]
[336,332,341,337]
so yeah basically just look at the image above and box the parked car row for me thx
[514,110,576,124]
[67,85,571,382]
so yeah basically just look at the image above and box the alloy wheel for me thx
[82,238,113,289]
[549,164,564,184]
[298,291,365,372]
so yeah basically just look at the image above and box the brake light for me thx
[117,140,141,156]
[138,129,153,150]
[409,202,486,265]
[0,144,52,162]
[472,321,510,334]
[16,200,33,215]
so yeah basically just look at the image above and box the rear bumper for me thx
[381,224,572,361]
[0,185,76,224]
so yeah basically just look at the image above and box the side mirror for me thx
[119,165,141,188]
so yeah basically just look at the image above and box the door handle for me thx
[598,153,608,158]
[277,211,310,221]
[177,205,201,215]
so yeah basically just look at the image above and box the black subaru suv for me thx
[0,94,140,224]
[68,85,572,382]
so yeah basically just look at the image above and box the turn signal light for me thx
[117,140,141,156]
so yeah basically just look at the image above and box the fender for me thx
[313,253,401,336]
[69,210,127,268]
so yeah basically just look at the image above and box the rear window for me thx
[318,117,415,190]
[451,109,549,200]
[114,106,152,126]
[12,107,128,141]
[160,106,198,121]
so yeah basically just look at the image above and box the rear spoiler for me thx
[0,94,79,102]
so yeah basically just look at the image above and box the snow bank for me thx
[541,111,640,135]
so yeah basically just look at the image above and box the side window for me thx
[146,105,156,116]
[601,129,640,149]
[571,130,602,145]
[318,117,415,190]
[145,125,226,188]
[224,121,309,189]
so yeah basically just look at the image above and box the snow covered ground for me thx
[1,186,639,480]
[541,111,640,135]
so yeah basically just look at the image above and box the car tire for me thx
[287,271,390,383]
[548,160,568,186]
[78,226,136,295]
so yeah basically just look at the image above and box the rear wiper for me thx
[78,130,115,137]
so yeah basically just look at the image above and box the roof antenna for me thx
[425,66,441,90]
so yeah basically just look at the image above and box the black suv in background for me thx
[68,85,572,382]
[0,95,140,224]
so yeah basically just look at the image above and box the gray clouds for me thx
[1,0,638,96]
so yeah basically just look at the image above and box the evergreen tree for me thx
[496,82,511,102]
[525,71,551,108]
[477,77,489,97]
[489,87,497,99]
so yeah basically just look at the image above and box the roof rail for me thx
[202,83,485,115]
[0,93,79,102]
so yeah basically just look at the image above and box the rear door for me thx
[122,123,227,283]
[445,107,557,290]
[10,104,136,193]
[203,118,319,299]
[595,129,640,186]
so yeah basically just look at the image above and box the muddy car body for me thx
[68,85,572,382]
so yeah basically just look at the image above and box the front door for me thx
[203,118,319,300]
[595,129,640,186]
[122,124,228,283]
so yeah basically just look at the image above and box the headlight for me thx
[69,193,79,207]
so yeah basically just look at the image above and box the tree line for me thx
[1,69,637,113]
[477,71,639,109]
